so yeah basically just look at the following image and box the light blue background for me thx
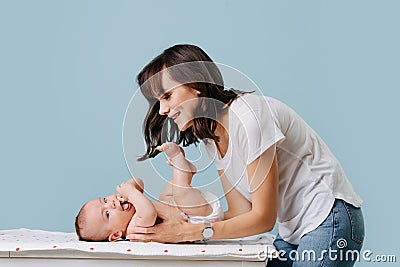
[1,0,399,264]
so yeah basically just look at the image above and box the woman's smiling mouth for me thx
[170,112,180,121]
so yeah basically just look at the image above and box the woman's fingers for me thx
[126,226,157,242]
[126,233,155,242]
[131,226,156,234]
[126,214,190,243]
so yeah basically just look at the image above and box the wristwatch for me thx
[202,223,214,241]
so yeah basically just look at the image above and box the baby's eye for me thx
[103,197,107,203]
[106,211,110,219]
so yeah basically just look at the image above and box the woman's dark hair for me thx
[137,44,249,160]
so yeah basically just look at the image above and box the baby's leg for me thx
[159,182,212,217]
[158,142,211,217]
[157,142,197,174]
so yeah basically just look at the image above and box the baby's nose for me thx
[106,199,116,209]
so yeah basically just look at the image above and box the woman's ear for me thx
[108,231,123,242]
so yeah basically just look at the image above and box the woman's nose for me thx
[159,100,170,115]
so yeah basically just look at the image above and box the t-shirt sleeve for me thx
[235,99,285,165]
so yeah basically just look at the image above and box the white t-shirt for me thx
[204,94,362,245]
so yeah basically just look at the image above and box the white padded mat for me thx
[0,228,276,260]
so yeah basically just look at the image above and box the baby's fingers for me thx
[117,195,125,202]
[116,184,127,196]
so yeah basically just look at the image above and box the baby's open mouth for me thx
[121,201,132,212]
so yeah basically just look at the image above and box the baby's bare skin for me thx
[157,142,197,173]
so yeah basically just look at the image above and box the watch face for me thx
[203,227,214,239]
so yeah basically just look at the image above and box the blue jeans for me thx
[268,199,365,267]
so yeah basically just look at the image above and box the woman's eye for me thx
[106,211,110,219]
[103,197,107,203]
[162,92,171,100]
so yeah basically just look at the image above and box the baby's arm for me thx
[117,179,157,228]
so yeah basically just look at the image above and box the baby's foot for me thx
[157,142,197,173]
[157,142,181,159]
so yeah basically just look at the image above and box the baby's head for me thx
[75,195,135,241]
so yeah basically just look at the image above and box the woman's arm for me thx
[127,145,278,242]
[212,145,278,238]
[220,170,252,220]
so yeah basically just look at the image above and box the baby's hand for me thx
[116,179,142,202]
[156,142,182,159]
[129,178,144,193]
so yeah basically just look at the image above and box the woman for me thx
[130,44,364,266]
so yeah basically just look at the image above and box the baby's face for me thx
[85,194,135,240]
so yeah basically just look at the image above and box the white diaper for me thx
[179,190,224,224]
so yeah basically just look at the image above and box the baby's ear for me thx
[108,231,122,242]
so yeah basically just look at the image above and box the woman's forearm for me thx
[125,201,274,243]
[212,210,275,239]
[182,210,274,242]
[209,147,278,239]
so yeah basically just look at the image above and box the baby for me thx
[75,142,223,242]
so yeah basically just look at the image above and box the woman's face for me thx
[158,70,200,131]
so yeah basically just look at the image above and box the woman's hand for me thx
[126,217,187,243]
[125,202,198,243]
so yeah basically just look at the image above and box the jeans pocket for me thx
[343,201,365,244]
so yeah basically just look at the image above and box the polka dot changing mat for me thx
[0,228,276,259]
